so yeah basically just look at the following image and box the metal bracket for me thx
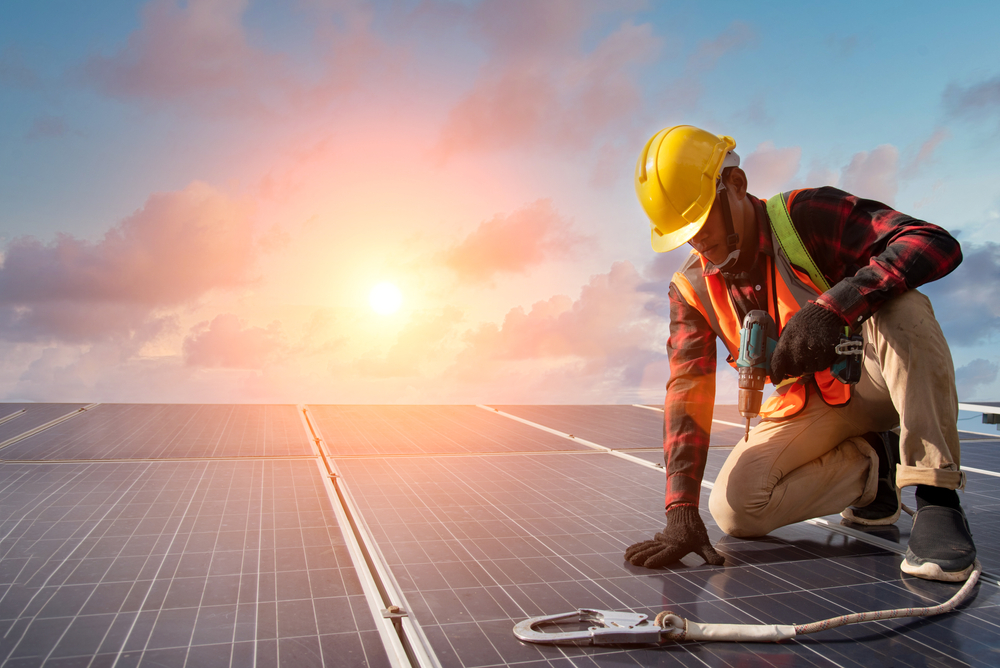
[382,605,408,619]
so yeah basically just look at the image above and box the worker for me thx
[626,125,976,582]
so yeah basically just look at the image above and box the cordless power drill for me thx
[736,309,864,441]
[736,310,778,442]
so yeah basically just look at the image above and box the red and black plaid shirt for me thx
[663,187,963,510]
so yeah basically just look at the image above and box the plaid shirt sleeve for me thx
[663,283,717,510]
[786,188,963,326]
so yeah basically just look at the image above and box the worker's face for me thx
[688,185,739,266]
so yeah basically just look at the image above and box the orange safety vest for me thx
[671,212,851,420]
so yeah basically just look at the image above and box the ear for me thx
[726,167,748,199]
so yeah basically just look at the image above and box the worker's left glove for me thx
[770,302,845,383]
[624,505,725,568]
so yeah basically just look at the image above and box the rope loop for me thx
[654,611,687,640]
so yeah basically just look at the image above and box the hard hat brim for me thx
[650,215,710,252]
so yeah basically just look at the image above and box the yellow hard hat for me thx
[635,125,738,252]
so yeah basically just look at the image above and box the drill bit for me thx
[745,418,750,442]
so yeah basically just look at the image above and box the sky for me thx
[0,0,999,406]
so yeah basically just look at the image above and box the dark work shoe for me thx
[841,431,901,526]
[902,505,977,582]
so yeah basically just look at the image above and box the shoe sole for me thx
[900,558,975,582]
[839,487,901,526]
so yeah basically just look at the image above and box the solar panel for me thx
[308,405,591,456]
[0,405,311,460]
[0,404,90,448]
[0,403,996,667]
[0,424,390,667]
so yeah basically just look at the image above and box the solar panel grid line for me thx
[229,460,258,667]
[493,405,1000,585]
[125,464,226,663]
[958,428,1000,439]
[340,458,612,664]
[428,407,570,455]
[631,403,750,432]
[0,405,315,462]
[789,579,979,667]
[107,462,213,667]
[0,411,25,429]
[342,459,581,666]
[342,454,860,668]
[1,457,316,465]
[333,454,714,667]
[0,433,396,668]
[308,406,592,458]
[297,405,427,668]
[0,466,94,554]
[477,406,664,474]
[0,404,100,454]
[0,462,155,665]
[450,408,1000,664]
[4,405,996,667]
[963,467,1000,478]
[735,559,960,655]
[649,567,859,668]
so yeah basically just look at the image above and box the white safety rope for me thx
[653,560,982,642]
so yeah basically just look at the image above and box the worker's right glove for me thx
[769,302,845,383]
[624,505,725,568]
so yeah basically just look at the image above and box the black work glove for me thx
[624,506,725,568]
[769,302,846,384]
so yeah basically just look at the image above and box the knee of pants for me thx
[708,483,770,538]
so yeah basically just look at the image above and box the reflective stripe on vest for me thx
[670,197,851,419]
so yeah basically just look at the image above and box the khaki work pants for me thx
[708,289,963,538]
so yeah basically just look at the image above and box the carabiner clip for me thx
[513,608,664,646]
[834,335,864,356]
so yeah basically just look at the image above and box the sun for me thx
[369,281,402,315]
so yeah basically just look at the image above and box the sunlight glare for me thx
[369,282,403,314]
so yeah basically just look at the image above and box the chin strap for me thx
[714,179,741,270]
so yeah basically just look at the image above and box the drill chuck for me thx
[738,367,766,419]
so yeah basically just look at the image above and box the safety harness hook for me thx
[512,608,665,645]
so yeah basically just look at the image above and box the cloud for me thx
[183,314,285,369]
[0,181,258,343]
[0,257,677,403]
[687,20,757,73]
[955,358,999,400]
[449,261,669,400]
[81,0,291,113]
[944,74,1000,122]
[78,0,394,116]
[921,242,1000,347]
[353,307,464,378]
[440,200,583,282]
[436,1,660,155]
[902,128,950,178]
[660,20,757,113]
[839,144,898,205]
[804,163,839,188]
[742,141,801,197]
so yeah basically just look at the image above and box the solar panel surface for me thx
[0,403,997,667]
